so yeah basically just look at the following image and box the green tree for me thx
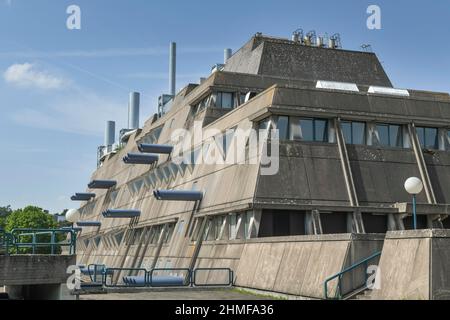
[6,206,59,254]
[6,206,57,231]
[0,205,12,230]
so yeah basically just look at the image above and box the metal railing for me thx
[324,251,382,300]
[97,267,234,288]
[192,268,234,287]
[1,228,77,255]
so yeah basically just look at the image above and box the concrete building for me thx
[71,33,450,300]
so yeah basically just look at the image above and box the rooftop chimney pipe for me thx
[105,121,115,147]
[224,48,232,63]
[169,42,176,96]
[128,92,140,130]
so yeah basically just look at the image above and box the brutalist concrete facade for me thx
[72,34,450,299]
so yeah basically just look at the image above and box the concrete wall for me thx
[193,234,384,299]
[371,229,450,300]
[0,255,76,286]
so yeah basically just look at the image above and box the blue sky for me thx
[0,0,449,214]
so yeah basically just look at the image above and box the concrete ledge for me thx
[0,255,76,286]
[386,229,450,239]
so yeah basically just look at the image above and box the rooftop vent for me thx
[368,86,410,97]
[316,80,359,92]
[292,29,303,43]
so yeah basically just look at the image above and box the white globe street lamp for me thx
[66,209,81,223]
[404,177,424,230]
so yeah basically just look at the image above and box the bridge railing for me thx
[0,228,77,255]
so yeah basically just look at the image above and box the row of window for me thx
[200,212,255,241]
[264,116,450,150]
[80,222,177,251]
[194,91,250,114]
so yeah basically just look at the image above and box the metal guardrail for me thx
[324,251,382,300]
[192,268,234,287]
[97,267,234,288]
[0,228,77,255]
[148,268,191,287]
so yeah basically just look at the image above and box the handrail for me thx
[1,228,77,255]
[99,267,234,288]
[148,268,191,287]
[324,251,382,300]
[192,268,234,287]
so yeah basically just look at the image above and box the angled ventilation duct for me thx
[153,190,204,201]
[368,86,410,97]
[76,221,102,227]
[138,144,174,155]
[88,180,117,189]
[61,227,83,233]
[316,80,359,92]
[102,209,141,219]
[71,193,96,201]
[123,153,159,165]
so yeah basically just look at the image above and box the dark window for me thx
[416,127,438,149]
[403,215,428,230]
[320,213,348,234]
[258,210,305,237]
[376,124,403,148]
[341,121,366,145]
[363,214,388,234]
[443,217,450,229]
[290,117,328,142]
[216,92,235,109]
[276,116,289,140]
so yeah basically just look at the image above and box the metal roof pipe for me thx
[76,221,102,227]
[153,190,204,201]
[102,209,141,218]
[88,180,117,189]
[105,121,115,147]
[128,92,140,130]
[138,144,173,154]
[123,153,159,164]
[169,42,176,96]
[71,193,96,201]
[224,48,232,63]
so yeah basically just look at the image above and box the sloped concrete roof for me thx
[224,35,393,87]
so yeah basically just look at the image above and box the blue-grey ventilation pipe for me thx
[71,193,96,201]
[153,190,204,201]
[76,221,102,227]
[128,92,140,130]
[105,121,116,147]
[138,144,173,155]
[169,42,176,96]
[88,180,117,189]
[123,153,159,164]
[102,209,141,218]
[224,48,232,63]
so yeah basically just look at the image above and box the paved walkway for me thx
[81,288,274,300]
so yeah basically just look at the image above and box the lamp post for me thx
[404,177,424,230]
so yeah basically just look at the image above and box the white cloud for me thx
[4,63,69,90]
[10,88,127,136]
